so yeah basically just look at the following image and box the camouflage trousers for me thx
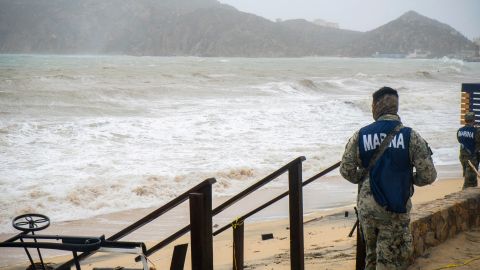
[460,154,479,189]
[359,214,413,270]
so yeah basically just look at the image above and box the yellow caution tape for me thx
[431,256,480,270]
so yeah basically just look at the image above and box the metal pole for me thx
[189,185,213,270]
[31,232,46,270]
[170,244,188,270]
[232,222,244,270]
[19,237,36,270]
[72,251,81,270]
[355,185,366,270]
[288,160,304,270]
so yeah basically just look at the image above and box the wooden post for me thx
[170,244,188,270]
[189,185,213,270]
[232,222,244,270]
[288,160,304,270]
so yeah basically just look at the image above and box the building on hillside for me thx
[312,19,339,29]
[372,52,406,58]
[407,49,431,59]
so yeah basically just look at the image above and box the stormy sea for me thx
[1,55,478,233]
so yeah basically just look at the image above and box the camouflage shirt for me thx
[340,114,437,216]
[458,123,480,157]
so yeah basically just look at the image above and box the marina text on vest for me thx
[362,133,405,151]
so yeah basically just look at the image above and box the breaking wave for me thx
[1,55,477,233]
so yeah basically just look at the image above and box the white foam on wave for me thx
[1,55,478,233]
[440,56,465,66]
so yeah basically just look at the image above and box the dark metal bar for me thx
[212,157,306,216]
[348,220,359,238]
[73,251,81,270]
[32,232,46,270]
[199,184,213,270]
[19,235,99,241]
[214,161,340,236]
[58,178,216,270]
[141,157,309,258]
[136,225,190,261]
[4,232,26,243]
[301,161,340,186]
[355,185,366,270]
[232,222,244,270]
[110,178,216,241]
[170,244,188,270]
[19,237,36,270]
[1,240,102,252]
[189,191,213,270]
[355,228,366,270]
[288,159,304,270]
[189,193,204,270]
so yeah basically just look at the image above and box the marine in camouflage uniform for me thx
[340,87,437,270]
[457,112,480,189]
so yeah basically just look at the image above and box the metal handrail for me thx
[213,161,340,236]
[213,157,306,215]
[58,178,216,270]
[136,156,306,259]
[110,178,216,241]
[59,157,340,270]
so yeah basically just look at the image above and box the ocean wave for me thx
[415,70,434,79]
[0,165,263,233]
[50,74,76,80]
[191,72,211,79]
[440,56,464,66]
[252,81,301,95]
[253,79,356,95]
[297,79,318,90]
[1,55,475,234]
[440,65,462,74]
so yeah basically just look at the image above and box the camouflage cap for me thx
[372,87,399,120]
[373,86,398,103]
[465,112,476,122]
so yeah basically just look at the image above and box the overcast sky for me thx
[218,0,480,40]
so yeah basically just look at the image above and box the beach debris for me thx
[303,216,323,225]
[261,233,274,240]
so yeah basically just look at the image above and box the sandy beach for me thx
[1,164,471,270]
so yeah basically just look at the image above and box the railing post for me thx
[189,184,213,270]
[288,159,304,270]
[232,222,244,270]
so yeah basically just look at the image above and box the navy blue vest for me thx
[358,120,413,213]
[457,125,476,155]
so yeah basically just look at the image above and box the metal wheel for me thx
[12,213,50,232]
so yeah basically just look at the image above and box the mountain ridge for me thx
[343,10,476,57]
[0,1,476,58]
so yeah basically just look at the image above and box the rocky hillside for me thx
[0,1,475,57]
[342,11,476,57]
